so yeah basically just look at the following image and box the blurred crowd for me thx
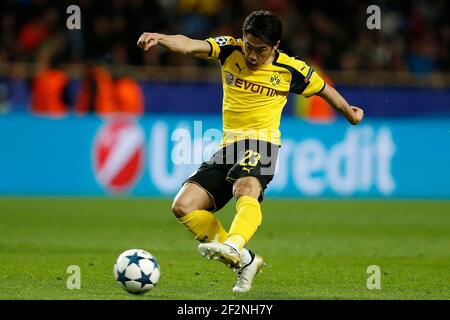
[0,0,449,117]
[0,0,449,74]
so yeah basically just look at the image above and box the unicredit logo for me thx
[93,118,145,193]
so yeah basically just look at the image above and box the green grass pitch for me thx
[0,197,449,300]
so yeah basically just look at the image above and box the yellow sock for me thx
[178,210,228,243]
[227,196,262,250]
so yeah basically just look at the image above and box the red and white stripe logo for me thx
[93,118,145,193]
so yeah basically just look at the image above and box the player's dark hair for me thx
[242,10,282,46]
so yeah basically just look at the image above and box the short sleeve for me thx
[205,36,240,64]
[301,67,326,97]
[284,58,326,97]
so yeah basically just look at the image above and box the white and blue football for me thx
[113,249,160,294]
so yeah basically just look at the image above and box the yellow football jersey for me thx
[206,36,326,146]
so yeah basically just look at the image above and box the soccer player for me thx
[137,10,364,292]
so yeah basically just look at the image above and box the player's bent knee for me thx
[233,178,261,199]
[171,198,191,218]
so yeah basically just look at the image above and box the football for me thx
[113,249,160,294]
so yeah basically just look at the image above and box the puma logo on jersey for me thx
[235,62,246,74]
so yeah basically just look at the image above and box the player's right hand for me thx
[137,32,159,51]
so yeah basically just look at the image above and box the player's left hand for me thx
[350,106,364,124]
[137,32,160,51]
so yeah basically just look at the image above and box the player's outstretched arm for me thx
[317,84,364,125]
[137,33,211,59]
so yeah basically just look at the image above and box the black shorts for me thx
[184,139,280,212]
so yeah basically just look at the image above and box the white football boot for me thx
[198,241,242,270]
[232,251,265,293]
